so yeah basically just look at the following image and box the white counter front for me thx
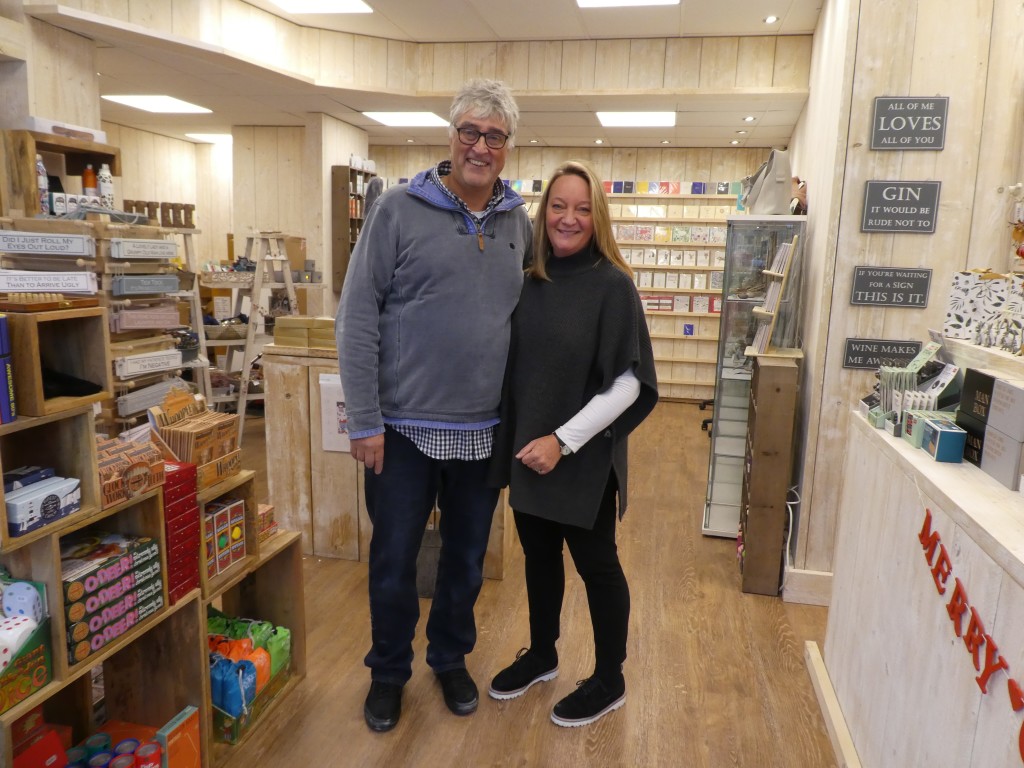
[818,412,1024,766]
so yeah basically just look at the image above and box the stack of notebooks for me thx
[273,316,334,349]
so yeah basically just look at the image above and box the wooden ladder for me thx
[232,231,299,444]
[173,228,213,401]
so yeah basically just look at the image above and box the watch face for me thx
[560,444,572,456]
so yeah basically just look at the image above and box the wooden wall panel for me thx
[699,37,739,89]
[773,35,813,88]
[27,18,100,130]
[970,0,1024,271]
[528,41,562,91]
[127,0,173,31]
[385,40,413,91]
[560,40,596,91]
[495,41,530,90]
[664,38,702,89]
[320,30,356,88]
[354,35,388,90]
[795,0,1014,582]
[628,39,666,89]
[465,42,497,81]
[232,126,302,238]
[736,37,775,88]
[594,39,631,90]
[431,43,467,92]
[414,43,435,92]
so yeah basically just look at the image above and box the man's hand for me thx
[350,434,385,474]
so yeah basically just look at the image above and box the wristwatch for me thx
[553,432,572,456]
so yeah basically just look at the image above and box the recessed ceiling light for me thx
[595,139,604,145]
[102,95,210,113]
[660,140,670,144]
[363,112,448,127]
[577,0,678,6]
[743,115,757,122]
[730,140,741,145]
[186,133,233,144]
[736,130,748,135]
[764,15,779,24]
[270,0,371,13]
[406,139,414,143]
[529,139,539,144]
[597,111,675,127]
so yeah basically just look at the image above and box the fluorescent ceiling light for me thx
[363,112,448,127]
[270,0,371,12]
[578,0,678,6]
[597,111,676,127]
[103,95,210,113]
[186,133,233,144]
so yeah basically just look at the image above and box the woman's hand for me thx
[515,434,563,476]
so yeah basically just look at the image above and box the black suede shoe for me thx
[436,668,479,716]
[551,676,625,727]
[364,680,403,732]
[488,648,559,700]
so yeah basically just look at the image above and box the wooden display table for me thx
[262,344,514,579]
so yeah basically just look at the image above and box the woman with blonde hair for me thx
[488,160,658,727]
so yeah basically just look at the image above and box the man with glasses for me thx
[336,78,531,732]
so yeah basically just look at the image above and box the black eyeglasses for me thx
[454,125,510,150]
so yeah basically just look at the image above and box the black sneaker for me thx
[364,680,402,732]
[436,668,479,716]
[550,676,625,727]
[488,648,559,700]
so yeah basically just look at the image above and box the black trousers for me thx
[513,474,629,683]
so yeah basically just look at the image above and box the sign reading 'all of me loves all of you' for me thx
[871,96,949,150]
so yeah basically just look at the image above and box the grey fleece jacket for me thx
[335,168,532,437]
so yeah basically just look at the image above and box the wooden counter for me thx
[262,344,513,578]
[811,412,1024,767]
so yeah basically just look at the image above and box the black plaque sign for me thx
[871,97,948,150]
[862,181,941,234]
[843,338,923,369]
[850,266,931,307]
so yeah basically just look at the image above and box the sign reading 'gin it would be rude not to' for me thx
[862,181,941,234]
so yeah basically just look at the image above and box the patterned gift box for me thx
[943,270,1010,340]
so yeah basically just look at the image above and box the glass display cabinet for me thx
[703,215,806,538]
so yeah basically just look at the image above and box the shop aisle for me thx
[232,402,835,767]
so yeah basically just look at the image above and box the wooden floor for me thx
[228,402,836,768]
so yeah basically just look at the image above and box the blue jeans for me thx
[363,428,498,685]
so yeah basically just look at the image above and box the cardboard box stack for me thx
[272,315,334,349]
[164,460,200,604]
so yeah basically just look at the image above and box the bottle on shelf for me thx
[98,163,115,209]
[82,163,98,197]
[35,154,50,215]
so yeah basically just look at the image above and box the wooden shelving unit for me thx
[739,352,801,595]
[330,165,377,293]
[0,308,304,766]
[0,130,121,218]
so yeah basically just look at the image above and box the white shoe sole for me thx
[487,668,559,700]
[550,693,625,727]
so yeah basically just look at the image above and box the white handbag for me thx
[741,149,793,215]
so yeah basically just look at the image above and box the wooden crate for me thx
[7,307,113,417]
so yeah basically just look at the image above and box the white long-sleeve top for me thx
[554,368,641,453]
